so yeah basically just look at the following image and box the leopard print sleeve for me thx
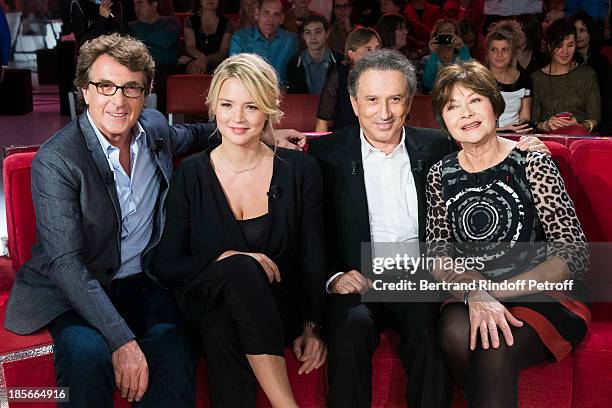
[525,152,589,277]
[426,160,452,243]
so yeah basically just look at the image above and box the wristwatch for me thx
[463,289,471,306]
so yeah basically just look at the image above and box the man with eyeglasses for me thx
[4,33,305,408]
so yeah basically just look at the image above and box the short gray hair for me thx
[347,49,417,97]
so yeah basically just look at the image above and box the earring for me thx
[496,118,500,128]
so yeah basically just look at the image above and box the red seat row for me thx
[166,74,320,132]
[1,139,612,407]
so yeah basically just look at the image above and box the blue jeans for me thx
[48,274,197,408]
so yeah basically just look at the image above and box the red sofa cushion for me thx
[3,152,37,273]
[572,322,612,408]
[569,140,612,242]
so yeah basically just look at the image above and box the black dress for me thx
[316,63,359,131]
[426,149,590,361]
[155,146,327,406]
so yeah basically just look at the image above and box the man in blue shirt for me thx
[287,14,342,94]
[230,0,299,86]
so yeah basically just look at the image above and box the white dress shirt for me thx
[326,128,420,291]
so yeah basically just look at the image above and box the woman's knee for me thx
[215,254,269,286]
[438,303,470,358]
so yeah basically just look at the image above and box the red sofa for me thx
[1,139,612,407]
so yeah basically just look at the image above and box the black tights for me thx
[439,303,551,408]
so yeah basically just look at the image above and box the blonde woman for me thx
[156,53,327,408]
[485,20,533,134]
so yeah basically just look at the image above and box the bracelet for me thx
[463,289,471,306]
[583,120,594,133]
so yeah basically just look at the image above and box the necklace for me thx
[216,146,265,174]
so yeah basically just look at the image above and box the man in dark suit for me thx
[308,49,544,408]
[308,48,455,408]
[4,33,305,408]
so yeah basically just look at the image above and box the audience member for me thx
[329,0,353,55]
[287,14,342,94]
[350,0,380,27]
[485,19,533,133]
[184,0,233,74]
[237,0,258,29]
[421,18,472,93]
[571,11,612,133]
[482,0,542,34]
[428,60,589,408]
[155,53,327,408]
[566,0,609,50]
[309,0,331,21]
[283,0,314,33]
[377,13,423,63]
[69,0,127,46]
[380,0,405,15]
[457,17,484,61]
[129,0,181,65]
[532,18,601,135]
[379,0,433,46]
[459,0,485,34]
[515,13,547,73]
[230,0,299,86]
[129,0,181,113]
[404,0,443,30]
[315,27,380,132]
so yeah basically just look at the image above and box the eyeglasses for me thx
[88,81,145,98]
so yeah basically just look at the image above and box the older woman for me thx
[531,18,600,135]
[155,54,327,407]
[485,19,533,134]
[427,60,590,408]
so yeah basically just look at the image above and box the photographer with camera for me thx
[421,18,471,92]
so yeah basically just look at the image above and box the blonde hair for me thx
[207,53,283,134]
[485,19,524,69]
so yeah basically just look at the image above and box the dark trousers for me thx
[176,254,302,408]
[326,294,452,408]
[48,274,197,408]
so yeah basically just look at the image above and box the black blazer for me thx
[155,146,327,325]
[307,125,458,278]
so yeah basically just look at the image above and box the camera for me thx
[435,34,453,45]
